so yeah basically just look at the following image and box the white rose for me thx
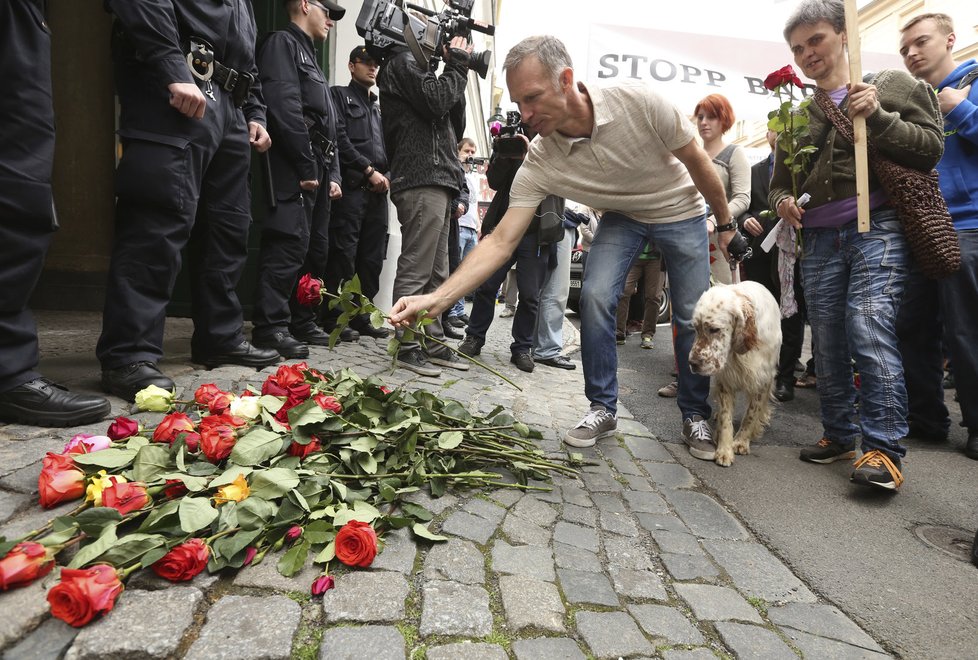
[229,396,262,420]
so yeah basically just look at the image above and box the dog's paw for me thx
[733,439,751,455]
[715,448,734,467]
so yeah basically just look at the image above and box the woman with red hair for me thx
[693,94,750,284]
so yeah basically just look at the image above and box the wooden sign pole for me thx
[844,0,870,232]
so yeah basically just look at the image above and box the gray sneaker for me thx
[428,351,470,371]
[397,348,442,377]
[683,415,716,460]
[564,405,617,448]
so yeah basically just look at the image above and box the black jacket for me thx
[257,23,340,192]
[330,81,387,191]
[482,153,564,246]
[377,48,467,195]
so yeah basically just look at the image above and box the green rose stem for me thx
[319,287,523,391]
[205,527,241,544]
[20,500,91,542]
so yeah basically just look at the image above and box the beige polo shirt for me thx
[509,81,705,223]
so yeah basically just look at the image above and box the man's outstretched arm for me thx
[389,205,536,327]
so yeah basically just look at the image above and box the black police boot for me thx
[774,378,795,402]
[350,315,391,339]
[253,331,310,360]
[102,362,175,402]
[0,378,111,427]
[192,341,280,369]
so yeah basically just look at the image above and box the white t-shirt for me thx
[509,81,705,224]
[458,170,481,231]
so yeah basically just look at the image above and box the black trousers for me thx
[466,232,550,355]
[0,0,56,392]
[98,73,252,368]
[321,187,388,326]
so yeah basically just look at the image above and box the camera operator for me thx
[252,0,352,358]
[378,34,474,377]
[456,124,565,373]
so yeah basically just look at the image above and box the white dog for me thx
[688,281,782,466]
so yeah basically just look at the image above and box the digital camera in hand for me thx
[490,111,528,159]
[356,0,494,78]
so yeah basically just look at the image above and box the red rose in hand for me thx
[47,564,123,627]
[101,479,150,515]
[151,538,210,582]
[38,452,86,509]
[200,422,237,463]
[334,520,378,567]
[313,394,342,413]
[152,412,197,445]
[296,273,323,306]
[763,64,804,91]
[106,416,140,441]
[287,435,322,459]
[0,542,55,590]
[193,383,222,406]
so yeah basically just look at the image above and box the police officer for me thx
[253,0,353,356]
[320,46,391,340]
[0,0,111,426]
[99,0,280,401]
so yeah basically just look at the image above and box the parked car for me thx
[567,248,671,324]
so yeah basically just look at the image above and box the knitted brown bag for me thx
[812,88,960,279]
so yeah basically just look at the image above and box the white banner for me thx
[586,24,904,123]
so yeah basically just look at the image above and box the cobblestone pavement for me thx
[0,309,893,659]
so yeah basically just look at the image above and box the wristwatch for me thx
[715,221,737,232]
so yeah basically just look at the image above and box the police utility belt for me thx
[187,38,254,108]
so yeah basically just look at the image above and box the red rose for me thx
[164,479,188,499]
[334,520,378,567]
[243,547,258,566]
[106,417,140,441]
[151,538,210,582]
[182,432,201,453]
[47,564,123,627]
[313,394,342,413]
[380,386,392,394]
[763,64,804,91]
[287,436,322,459]
[311,574,335,596]
[206,392,233,415]
[152,413,196,445]
[285,526,303,543]
[0,542,55,591]
[200,422,237,463]
[101,479,150,515]
[38,452,86,509]
[262,364,307,397]
[296,273,323,306]
[193,383,222,406]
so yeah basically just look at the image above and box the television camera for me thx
[489,110,527,158]
[356,0,495,78]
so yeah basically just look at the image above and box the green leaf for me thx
[138,500,180,533]
[249,467,300,500]
[303,520,335,545]
[437,431,463,450]
[236,497,278,530]
[259,395,285,414]
[68,507,123,537]
[98,534,168,568]
[288,399,329,429]
[158,472,209,492]
[357,452,378,475]
[370,309,385,329]
[212,528,262,568]
[132,444,172,482]
[210,466,254,488]
[71,448,137,470]
[277,539,310,577]
[512,422,530,438]
[230,428,285,466]
[141,546,169,568]
[401,502,433,522]
[125,436,150,451]
[178,496,219,533]
[68,523,119,568]
[411,522,447,542]
[313,540,336,564]
[332,500,380,526]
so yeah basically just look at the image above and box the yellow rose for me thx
[86,471,127,506]
[134,384,175,412]
[214,474,250,505]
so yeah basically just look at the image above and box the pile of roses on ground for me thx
[0,363,577,627]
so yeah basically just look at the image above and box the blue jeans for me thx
[801,209,909,459]
[581,212,711,419]
[534,226,574,360]
[451,226,479,317]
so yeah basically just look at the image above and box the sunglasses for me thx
[308,0,335,20]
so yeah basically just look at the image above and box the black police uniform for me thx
[254,23,341,341]
[98,0,273,372]
[0,0,110,426]
[322,71,390,330]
